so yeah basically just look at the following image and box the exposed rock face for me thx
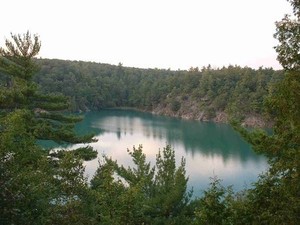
[241,116,271,128]
[213,112,228,123]
[151,101,209,121]
[150,102,269,128]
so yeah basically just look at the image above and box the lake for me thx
[59,109,268,197]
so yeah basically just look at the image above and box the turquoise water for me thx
[56,109,268,197]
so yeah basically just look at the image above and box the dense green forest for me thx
[1,0,300,224]
[34,59,283,126]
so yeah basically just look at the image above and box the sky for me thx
[0,0,292,70]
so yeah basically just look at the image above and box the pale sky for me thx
[0,0,292,70]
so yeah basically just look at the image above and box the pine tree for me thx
[92,145,192,224]
[232,1,300,223]
[0,31,95,144]
[0,32,97,224]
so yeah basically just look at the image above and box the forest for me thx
[0,0,299,224]
[34,59,283,127]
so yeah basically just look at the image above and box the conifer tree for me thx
[91,145,191,224]
[0,31,95,144]
[0,32,97,224]
[232,1,300,223]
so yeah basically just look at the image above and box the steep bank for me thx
[34,59,281,128]
[150,101,270,128]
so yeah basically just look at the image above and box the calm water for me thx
[58,109,268,197]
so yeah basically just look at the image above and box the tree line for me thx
[1,0,299,223]
[34,58,283,125]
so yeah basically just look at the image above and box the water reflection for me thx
[70,109,267,196]
[80,110,260,161]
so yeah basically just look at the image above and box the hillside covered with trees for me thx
[1,0,299,224]
[34,59,283,127]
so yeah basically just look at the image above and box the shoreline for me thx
[98,107,272,128]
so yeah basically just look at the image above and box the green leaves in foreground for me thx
[90,145,192,225]
[49,146,97,161]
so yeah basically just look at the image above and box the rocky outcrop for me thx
[213,112,228,123]
[151,101,209,121]
[150,102,269,128]
[241,115,272,128]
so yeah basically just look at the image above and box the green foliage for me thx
[34,59,283,123]
[0,32,40,111]
[0,32,96,224]
[0,110,94,225]
[89,145,191,224]
[231,72,300,223]
[46,151,92,225]
[190,176,252,225]
[49,146,97,161]
[0,110,49,224]
[171,99,181,112]
[274,2,300,70]
[0,32,95,145]
[2,2,300,222]
[231,1,300,223]
[153,146,191,221]
[194,177,229,225]
[89,160,128,224]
